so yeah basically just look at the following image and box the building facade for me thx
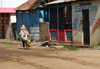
[0,0,28,39]
[72,0,100,46]
[16,0,48,41]
[47,0,73,44]
[47,0,100,46]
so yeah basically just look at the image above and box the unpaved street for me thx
[0,43,100,69]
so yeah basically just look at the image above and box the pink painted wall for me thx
[0,8,15,13]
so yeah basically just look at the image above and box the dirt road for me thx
[0,43,100,69]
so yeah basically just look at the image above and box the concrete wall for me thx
[72,1,100,46]
[39,22,49,41]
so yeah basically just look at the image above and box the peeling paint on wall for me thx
[73,17,78,29]
[92,17,100,34]
[74,5,97,12]
[72,1,100,46]
[73,17,82,36]
[73,17,78,36]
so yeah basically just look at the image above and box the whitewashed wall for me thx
[10,14,16,23]
[72,1,100,46]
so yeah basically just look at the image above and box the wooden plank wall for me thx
[0,13,9,39]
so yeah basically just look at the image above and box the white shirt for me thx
[19,29,29,40]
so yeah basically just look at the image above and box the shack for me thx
[72,0,100,46]
[16,0,48,41]
[0,0,28,40]
[46,0,74,44]
[0,8,15,39]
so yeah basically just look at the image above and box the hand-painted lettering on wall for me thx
[73,17,78,29]
[74,5,97,12]
[73,17,78,36]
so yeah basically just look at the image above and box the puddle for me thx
[0,48,44,59]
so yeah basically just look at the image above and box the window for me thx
[59,6,72,29]
[51,31,58,40]
[65,32,72,41]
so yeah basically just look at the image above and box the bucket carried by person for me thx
[27,36,31,47]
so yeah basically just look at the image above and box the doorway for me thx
[59,6,72,43]
[82,9,90,45]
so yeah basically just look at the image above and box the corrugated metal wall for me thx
[17,9,43,41]
[17,11,23,34]
[29,10,40,41]
[24,11,30,31]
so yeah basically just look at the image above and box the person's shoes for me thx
[23,47,25,50]
[26,46,28,49]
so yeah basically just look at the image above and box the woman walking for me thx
[19,25,29,49]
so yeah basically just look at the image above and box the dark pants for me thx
[22,40,27,48]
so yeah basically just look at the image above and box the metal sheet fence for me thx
[30,27,39,41]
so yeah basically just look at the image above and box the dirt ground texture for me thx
[0,40,100,69]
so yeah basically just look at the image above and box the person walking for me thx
[19,25,29,49]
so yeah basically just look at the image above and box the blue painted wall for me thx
[16,9,48,40]
[17,10,40,33]
[32,10,39,27]
[17,11,23,33]
[24,11,30,31]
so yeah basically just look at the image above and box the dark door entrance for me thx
[82,10,90,45]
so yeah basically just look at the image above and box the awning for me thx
[45,0,76,5]
[0,8,15,13]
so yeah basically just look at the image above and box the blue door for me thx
[17,11,23,33]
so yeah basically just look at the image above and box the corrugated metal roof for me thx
[45,0,76,5]
[16,0,43,10]
[0,8,15,13]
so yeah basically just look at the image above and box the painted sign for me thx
[92,18,100,34]
[74,5,97,12]
[73,17,78,36]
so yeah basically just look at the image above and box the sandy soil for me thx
[0,42,100,69]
